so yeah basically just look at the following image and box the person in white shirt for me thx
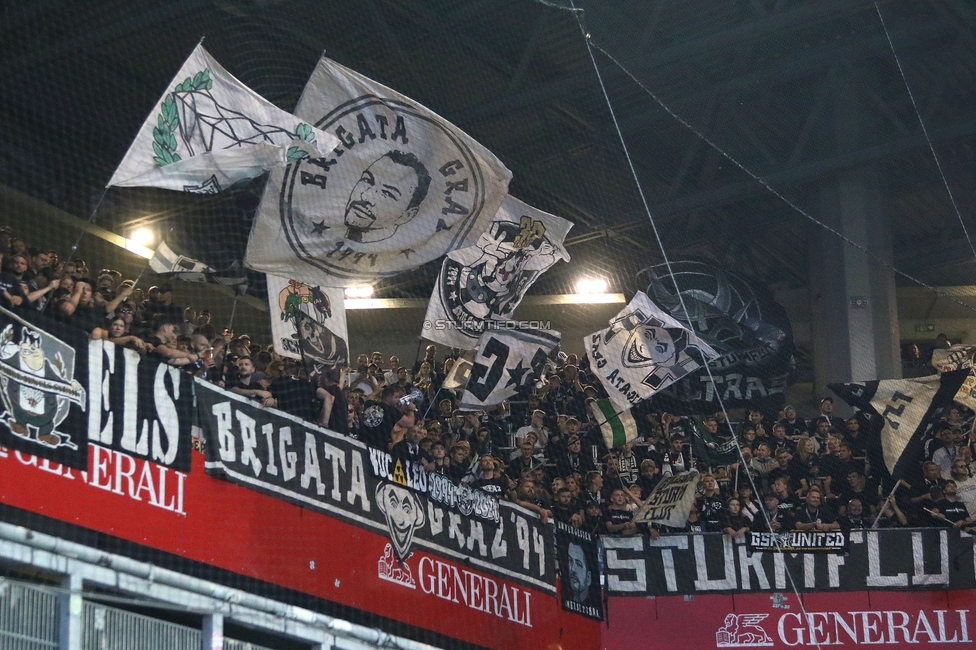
[516,409,550,450]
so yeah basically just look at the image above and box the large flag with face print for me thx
[830,371,969,478]
[585,292,719,412]
[244,56,513,286]
[108,44,339,194]
[422,196,572,349]
[459,328,560,410]
[266,274,348,373]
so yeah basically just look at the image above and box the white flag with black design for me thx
[459,328,560,410]
[632,470,701,528]
[266,274,348,368]
[109,44,339,193]
[245,56,512,286]
[930,344,976,411]
[830,370,969,476]
[442,355,474,390]
[585,292,719,412]
[423,196,572,349]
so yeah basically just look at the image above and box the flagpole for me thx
[871,480,902,529]
[228,295,238,331]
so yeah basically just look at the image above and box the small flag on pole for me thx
[589,398,638,449]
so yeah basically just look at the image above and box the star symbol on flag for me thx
[505,360,530,388]
[448,291,458,301]
[400,248,415,258]
[310,221,329,235]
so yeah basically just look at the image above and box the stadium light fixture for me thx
[131,227,154,246]
[344,286,374,298]
[576,278,608,294]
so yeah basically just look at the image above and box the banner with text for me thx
[554,521,603,621]
[603,529,975,596]
[196,380,555,592]
[87,340,195,472]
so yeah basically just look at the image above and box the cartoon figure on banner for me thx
[343,150,432,244]
[280,281,348,369]
[603,306,713,391]
[0,323,85,448]
[376,482,426,589]
[566,542,593,603]
[450,215,561,321]
[715,614,774,647]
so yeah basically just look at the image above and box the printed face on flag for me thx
[424,197,572,349]
[246,58,512,286]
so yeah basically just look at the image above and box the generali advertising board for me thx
[0,444,600,649]
[604,591,974,649]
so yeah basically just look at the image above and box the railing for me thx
[82,602,201,650]
[0,580,59,650]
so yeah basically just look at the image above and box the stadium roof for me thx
[2,0,974,299]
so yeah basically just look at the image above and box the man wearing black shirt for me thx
[697,474,725,530]
[794,488,839,532]
[551,487,583,527]
[316,368,348,435]
[229,357,275,408]
[391,424,426,466]
[931,481,974,529]
[360,385,408,450]
[837,497,870,530]
[268,360,317,421]
[471,457,509,496]
[752,492,794,533]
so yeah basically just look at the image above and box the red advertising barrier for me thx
[604,591,975,648]
[0,445,600,650]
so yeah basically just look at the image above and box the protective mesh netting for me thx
[1,0,975,647]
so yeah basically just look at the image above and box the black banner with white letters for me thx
[196,380,555,593]
[555,521,603,620]
[604,529,976,596]
[86,341,194,472]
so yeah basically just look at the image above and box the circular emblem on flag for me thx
[363,404,385,428]
[279,95,491,281]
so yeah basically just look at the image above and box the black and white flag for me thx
[149,241,248,293]
[245,57,512,286]
[108,44,338,194]
[830,371,969,476]
[423,197,571,349]
[459,328,560,410]
[266,274,348,369]
[441,355,474,390]
[585,292,718,412]
[555,521,603,621]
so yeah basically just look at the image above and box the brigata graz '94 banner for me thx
[196,380,555,592]
[604,529,976,596]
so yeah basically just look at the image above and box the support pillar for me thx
[809,65,901,394]
[202,613,223,650]
[58,573,83,650]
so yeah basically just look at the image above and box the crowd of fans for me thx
[2,225,974,539]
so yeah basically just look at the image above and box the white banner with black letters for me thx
[423,197,572,349]
[604,529,976,596]
[245,56,512,285]
[586,292,718,412]
[196,379,555,592]
[459,328,560,410]
[632,470,699,528]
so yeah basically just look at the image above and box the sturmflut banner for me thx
[632,470,699,528]
[246,56,512,285]
[603,529,976,596]
[196,380,555,592]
